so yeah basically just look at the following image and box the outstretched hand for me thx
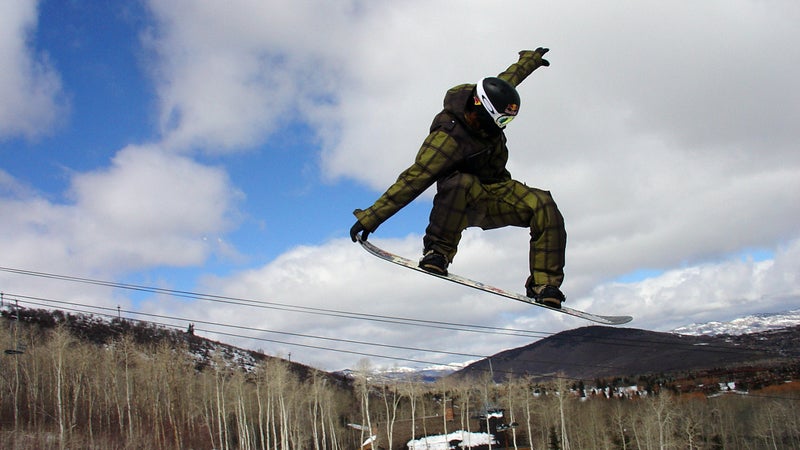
[521,47,550,67]
[350,220,370,242]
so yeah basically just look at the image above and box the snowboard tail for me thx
[357,237,632,326]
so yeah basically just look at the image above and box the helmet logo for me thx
[480,94,496,114]
[505,104,519,116]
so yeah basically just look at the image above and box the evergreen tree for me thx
[548,425,561,450]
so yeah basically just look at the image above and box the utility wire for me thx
[9,293,486,360]
[0,265,785,359]
[6,295,541,377]
[3,289,779,378]
[0,266,548,339]
[7,292,632,374]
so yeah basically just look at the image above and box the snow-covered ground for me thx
[407,431,495,450]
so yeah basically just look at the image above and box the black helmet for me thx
[474,77,520,129]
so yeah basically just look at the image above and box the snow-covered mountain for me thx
[672,309,800,336]
[337,362,469,382]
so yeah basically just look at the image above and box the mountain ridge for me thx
[452,324,800,382]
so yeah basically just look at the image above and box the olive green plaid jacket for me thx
[354,51,547,232]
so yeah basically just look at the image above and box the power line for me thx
[5,294,532,376]
[2,286,780,381]
[9,293,487,361]
[0,266,549,338]
[0,265,781,355]
[0,265,785,369]
[7,292,627,375]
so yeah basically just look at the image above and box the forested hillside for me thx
[1,307,798,449]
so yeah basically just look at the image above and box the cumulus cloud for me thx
[0,145,242,293]
[143,0,360,153]
[137,232,799,371]
[0,0,67,139]
[66,145,243,269]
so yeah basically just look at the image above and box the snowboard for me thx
[357,237,632,325]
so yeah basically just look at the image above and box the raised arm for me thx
[497,48,551,88]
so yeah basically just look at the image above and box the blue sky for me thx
[2,0,799,371]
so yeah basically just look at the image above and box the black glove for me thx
[350,220,370,242]
[521,47,550,67]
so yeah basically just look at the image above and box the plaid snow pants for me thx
[423,172,566,288]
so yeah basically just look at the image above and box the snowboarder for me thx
[350,48,567,308]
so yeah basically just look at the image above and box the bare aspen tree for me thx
[503,377,523,450]
[198,370,217,447]
[267,363,278,450]
[522,377,537,450]
[476,370,496,448]
[628,401,645,450]
[274,360,292,450]
[326,391,342,450]
[752,399,784,450]
[380,374,402,449]
[119,335,137,440]
[418,380,430,439]
[160,341,191,449]
[652,391,676,450]
[211,353,230,450]
[436,375,453,438]
[3,324,23,430]
[786,398,800,448]
[286,368,307,450]
[69,338,93,445]
[254,364,268,450]
[611,400,630,450]
[141,344,166,447]
[676,397,706,450]
[105,340,126,438]
[254,359,278,450]
[308,372,326,450]
[260,356,296,450]
[354,359,375,449]
[0,323,14,428]
[400,375,423,439]
[551,375,571,450]
[230,371,253,450]
[20,326,42,431]
[48,325,73,449]
[451,378,473,434]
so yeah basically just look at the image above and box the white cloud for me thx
[583,237,800,333]
[0,0,67,139]
[141,233,799,371]
[67,145,243,269]
[143,0,363,153]
[0,145,242,284]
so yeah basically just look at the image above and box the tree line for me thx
[0,310,798,449]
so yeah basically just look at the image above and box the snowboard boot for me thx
[419,250,449,276]
[526,284,566,309]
